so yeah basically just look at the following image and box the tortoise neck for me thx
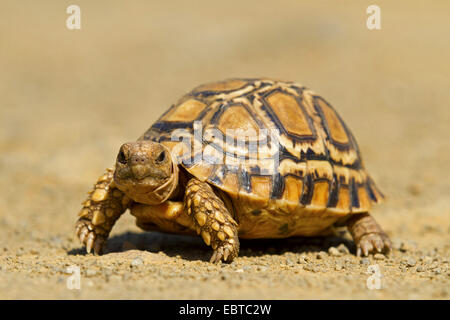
[167,167,189,201]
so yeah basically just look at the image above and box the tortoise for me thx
[76,78,391,263]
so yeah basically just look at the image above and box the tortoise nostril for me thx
[131,155,148,165]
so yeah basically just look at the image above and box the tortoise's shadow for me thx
[68,231,356,262]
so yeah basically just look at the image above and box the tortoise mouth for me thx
[114,163,169,191]
[114,174,166,195]
[131,177,169,194]
[116,174,178,205]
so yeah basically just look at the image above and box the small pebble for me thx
[422,256,433,265]
[316,251,327,259]
[303,263,320,273]
[102,267,113,276]
[344,257,353,264]
[256,266,267,272]
[360,258,370,266]
[328,247,341,257]
[405,257,417,267]
[416,266,424,272]
[374,254,385,260]
[337,243,350,254]
[86,269,97,277]
[304,263,313,271]
[400,241,417,253]
[431,261,440,268]
[131,258,143,268]
[16,248,24,257]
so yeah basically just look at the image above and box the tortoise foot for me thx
[75,219,106,255]
[347,213,391,257]
[356,232,391,256]
[210,236,239,263]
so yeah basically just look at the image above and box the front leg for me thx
[347,213,391,256]
[185,178,239,263]
[75,168,131,254]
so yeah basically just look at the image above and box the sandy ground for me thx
[0,1,449,299]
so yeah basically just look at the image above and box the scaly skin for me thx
[75,168,131,254]
[184,178,239,263]
[346,213,391,256]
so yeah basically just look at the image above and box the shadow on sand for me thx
[68,230,356,262]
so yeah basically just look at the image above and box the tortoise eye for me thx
[156,150,166,163]
[117,150,127,164]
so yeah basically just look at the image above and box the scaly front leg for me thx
[185,178,239,263]
[75,168,131,254]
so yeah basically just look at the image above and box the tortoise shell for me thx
[141,78,383,218]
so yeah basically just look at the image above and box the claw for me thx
[374,238,384,252]
[79,228,88,243]
[209,241,238,263]
[210,251,218,264]
[223,249,230,261]
[75,224,83,236]
[362,241,373,256]
[385,238,392,251]
[356,232,391,257]
[86,232,95,254]
[76,219,107,255]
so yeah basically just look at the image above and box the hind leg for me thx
[347,213,391,256]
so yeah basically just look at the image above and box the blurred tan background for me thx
[0,1,448,299]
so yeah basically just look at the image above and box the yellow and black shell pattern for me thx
[141,78,384,216]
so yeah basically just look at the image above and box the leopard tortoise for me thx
[76,78,391,263]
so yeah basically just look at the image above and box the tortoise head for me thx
[113,141,179,205]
